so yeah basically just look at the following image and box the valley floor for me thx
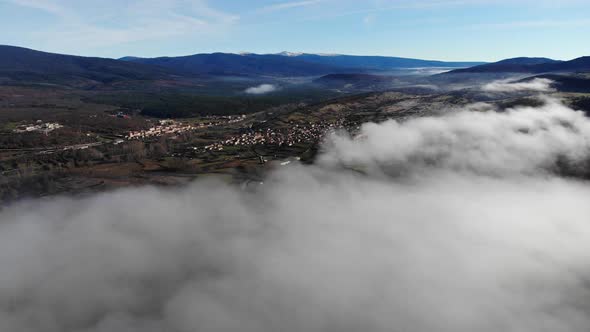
[1,84,589,204]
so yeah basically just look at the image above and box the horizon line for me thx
[2,43,582,63]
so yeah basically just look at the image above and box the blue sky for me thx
[1,0,589,61]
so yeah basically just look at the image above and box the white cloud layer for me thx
[4,0,239,54]
[245,84,278,94]
[2,97,590,331]
[482,78,555,93]
[320,96,586,176]
[255,0,322,14]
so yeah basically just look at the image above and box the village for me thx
[126,120,196,139]
[202,118,351,152]
[125,115,247,140]
[13,121,63,134]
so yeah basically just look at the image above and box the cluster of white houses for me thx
[126,120,197,139]
[126,115,248,140]
[203,120,346,151]
[13,121,63,134]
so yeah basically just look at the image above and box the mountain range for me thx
[0,45,177,87]
[120,52,485,77]
[2,45,590,90]
[0,45,487,87]
[447,56,590,74]
[120,53,346,77]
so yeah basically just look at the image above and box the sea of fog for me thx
[1,89,590,331]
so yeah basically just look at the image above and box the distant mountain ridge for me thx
[0,45,487,86]
[447,56,590,74]
[6,44,589,90]
[121,52,486,77]
[495,57,560,65]
[0,45,178,87]
[120,53,347,77]
[275,52,485,71]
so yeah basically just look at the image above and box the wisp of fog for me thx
[482,78,555,93]
[245,84,278,95]
[2,96,590,332]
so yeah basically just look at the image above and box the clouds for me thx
[482,78,555,93]
[3,0,239,55]
[363,13,377,26]
[245,84,278,95]
[5,0,67,16]
[254,0,323,13]
[473,18,590,30]
[3,97,590,331]
[321,96,590,177]
[2,0,589,59]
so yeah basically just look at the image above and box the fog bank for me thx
[245,83,278,94]
[2,97,590,332]
[482,78,555,93]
